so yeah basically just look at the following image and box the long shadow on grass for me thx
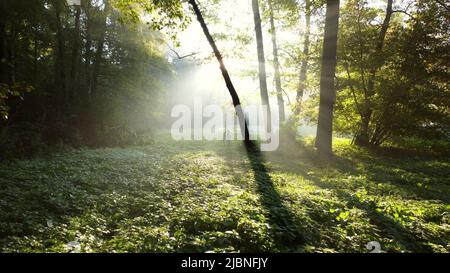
[244,142,305,251]
[269,146,436,252]
[295,168,434,252]
[274,144,450,204]
[330,151,450,204]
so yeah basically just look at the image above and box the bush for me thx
[0,123,47,159]
[386,136,450,156]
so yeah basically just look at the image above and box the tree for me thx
[333,0,450,146]
[91,0,111,98]
[315,0,340,155]
[252,0,272,129]
[188,0,250,141]
[296,0,311,115]
[353,0,393,147]
[69,3,82,103]
[83,0,93,101]
[52,0,67,109]
[0,0,188,150]
[268,0,285,122]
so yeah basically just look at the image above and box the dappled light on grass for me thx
[244,142,305,249]
[0,134,448,253]
[0,0,448,257]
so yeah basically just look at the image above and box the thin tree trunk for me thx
[54,0,67,106]
[188,0,250,141]
[252,0,271,129]
[315,0,340,155]
[355,0,393,147]
[435,0,450,12]
[268,0,285,122]
[0,20,7,84]
[6,24,16,86]
[34,28,39,84]
[296,0,311,114]
[69,4,81,103]
[83,0,92,102]
[91,0,109,98]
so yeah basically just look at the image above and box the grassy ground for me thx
[0,134,449,253]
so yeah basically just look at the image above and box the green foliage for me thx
[0,83,33,120]
[0,0,448,254]
[0,135,448,253]
[334,0,449,145]
[113,0,189,40]
[297,0,449,146]
[0,0,182,154]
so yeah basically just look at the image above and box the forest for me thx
[0,0,449,253]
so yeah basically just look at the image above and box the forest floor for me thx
[0,133,449,253]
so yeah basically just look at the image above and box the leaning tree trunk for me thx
[296,0,311,115]
[315,0,340,155]
[188,0,250,141]
[268,0,285,122]
[252,0,272,130]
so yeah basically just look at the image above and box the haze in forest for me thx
[0,0,448,254]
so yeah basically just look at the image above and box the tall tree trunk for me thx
[0,20,7,85]
[69,4,81,103]
[34,28,39,84]
[355,0,393,147]
[268,0,285,122]
[91,0,109,98]
[83,0,92,102]
[252,0,272,129]
[6,24,16,86]
[54,0,67,107]
[0,1,4,85]
[188,0,250,141]
[296,0,311,114]
[315,0,340,155]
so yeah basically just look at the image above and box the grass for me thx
[0,134,449,253]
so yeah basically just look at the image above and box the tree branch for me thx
[165,42,200,60]
[435,0,450,12]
